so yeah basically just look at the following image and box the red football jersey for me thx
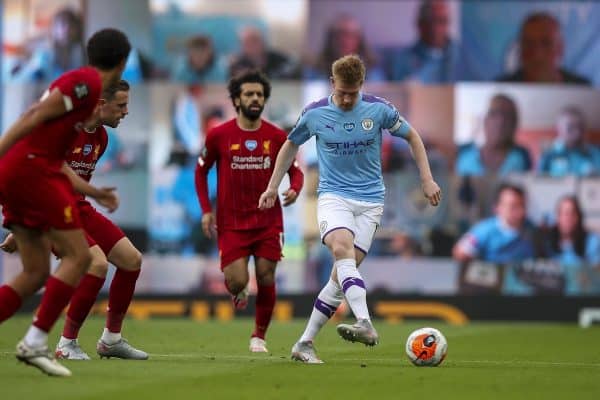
[2,67,102,169]
[195,118,303,231]
[65,125,108,201]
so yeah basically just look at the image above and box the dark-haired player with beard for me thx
[195,69,303,353]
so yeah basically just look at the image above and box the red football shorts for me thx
[78,201,125,254]
[217,226,283,270]
[0,160,81,231]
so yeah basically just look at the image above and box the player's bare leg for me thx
[223,257,250,310]
[56,245,107,360]
[18,228,91,377]
[293,247,366,363]
[251,257,277,353]
[0,227,51,323]
[96,237,147,360]
[325,230,378,346]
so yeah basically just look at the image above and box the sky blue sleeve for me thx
[461,219,493,257]
[288,109,313,145]
[591,146,600,172]
[586,234,600,266]
[382,102,411,138]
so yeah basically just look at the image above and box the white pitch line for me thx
[2,351,600,368]
[148,353,600,368]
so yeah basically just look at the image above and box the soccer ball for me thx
[405,327,448,366]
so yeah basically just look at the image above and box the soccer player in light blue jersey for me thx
[258,54,442,363]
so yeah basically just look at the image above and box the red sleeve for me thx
[52,68,100,112]
[98,127,109,159]
[194,129,219,213]
[287,159,304,193]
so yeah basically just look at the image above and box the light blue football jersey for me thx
[288,93,411,203]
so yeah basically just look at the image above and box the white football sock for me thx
[336,258,370,321]
[101,328,122,344]
[58,336,76,346]
[24,325,48,348]
[299,279,343,343]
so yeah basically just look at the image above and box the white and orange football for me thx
[405,327,448,366]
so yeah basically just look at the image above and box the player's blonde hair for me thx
[331,54,366,85]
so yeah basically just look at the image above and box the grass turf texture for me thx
[1,317,599,399]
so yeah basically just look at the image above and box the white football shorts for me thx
[317,193,384,254]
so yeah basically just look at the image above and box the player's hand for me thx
[258,188,278,210]
[201,212,217,239]
[282,188,298,207]
[422,179,442,206]
[0,233,17,253]
[95,187,119,213]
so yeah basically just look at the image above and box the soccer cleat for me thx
[249,337,269,353]
[336,318,379,346]
[291,341,324,364]
[16,340,72,377]
[96,338,149,360]
[55,338,91,360]
[231,286,249,310]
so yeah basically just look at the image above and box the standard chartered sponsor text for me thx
[230,155,270,170]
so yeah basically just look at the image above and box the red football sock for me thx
[252,283,276,340]
[0,285,22,323]
[62,274,105,339]
[33,276,75,333]
[106,268,140,333]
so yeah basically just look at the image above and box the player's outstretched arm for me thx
[282,160,304,207]
[405,127,442,206]
[452,243,474,263]
[61,163,119,212]
[0,89,70,158]
[259,139,300,209]
[194,141,218,238]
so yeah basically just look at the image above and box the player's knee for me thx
[225,276,247,295]
[128,249,143,271]
[256,269,275,286]
[74,249,93,272]
[117,248,143,271]
[330,241,354,260]
[25,267,50,289]
[88,258,109,277]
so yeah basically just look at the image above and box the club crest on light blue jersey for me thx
[343,122,355,132]
[361,118,374,131]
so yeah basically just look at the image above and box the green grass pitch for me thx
[1,316,599,399]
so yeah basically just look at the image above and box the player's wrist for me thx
[88,186,104,199]
[420,175,434,184]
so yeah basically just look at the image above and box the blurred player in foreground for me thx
[3,80,147,361]
[0,29,130,376]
